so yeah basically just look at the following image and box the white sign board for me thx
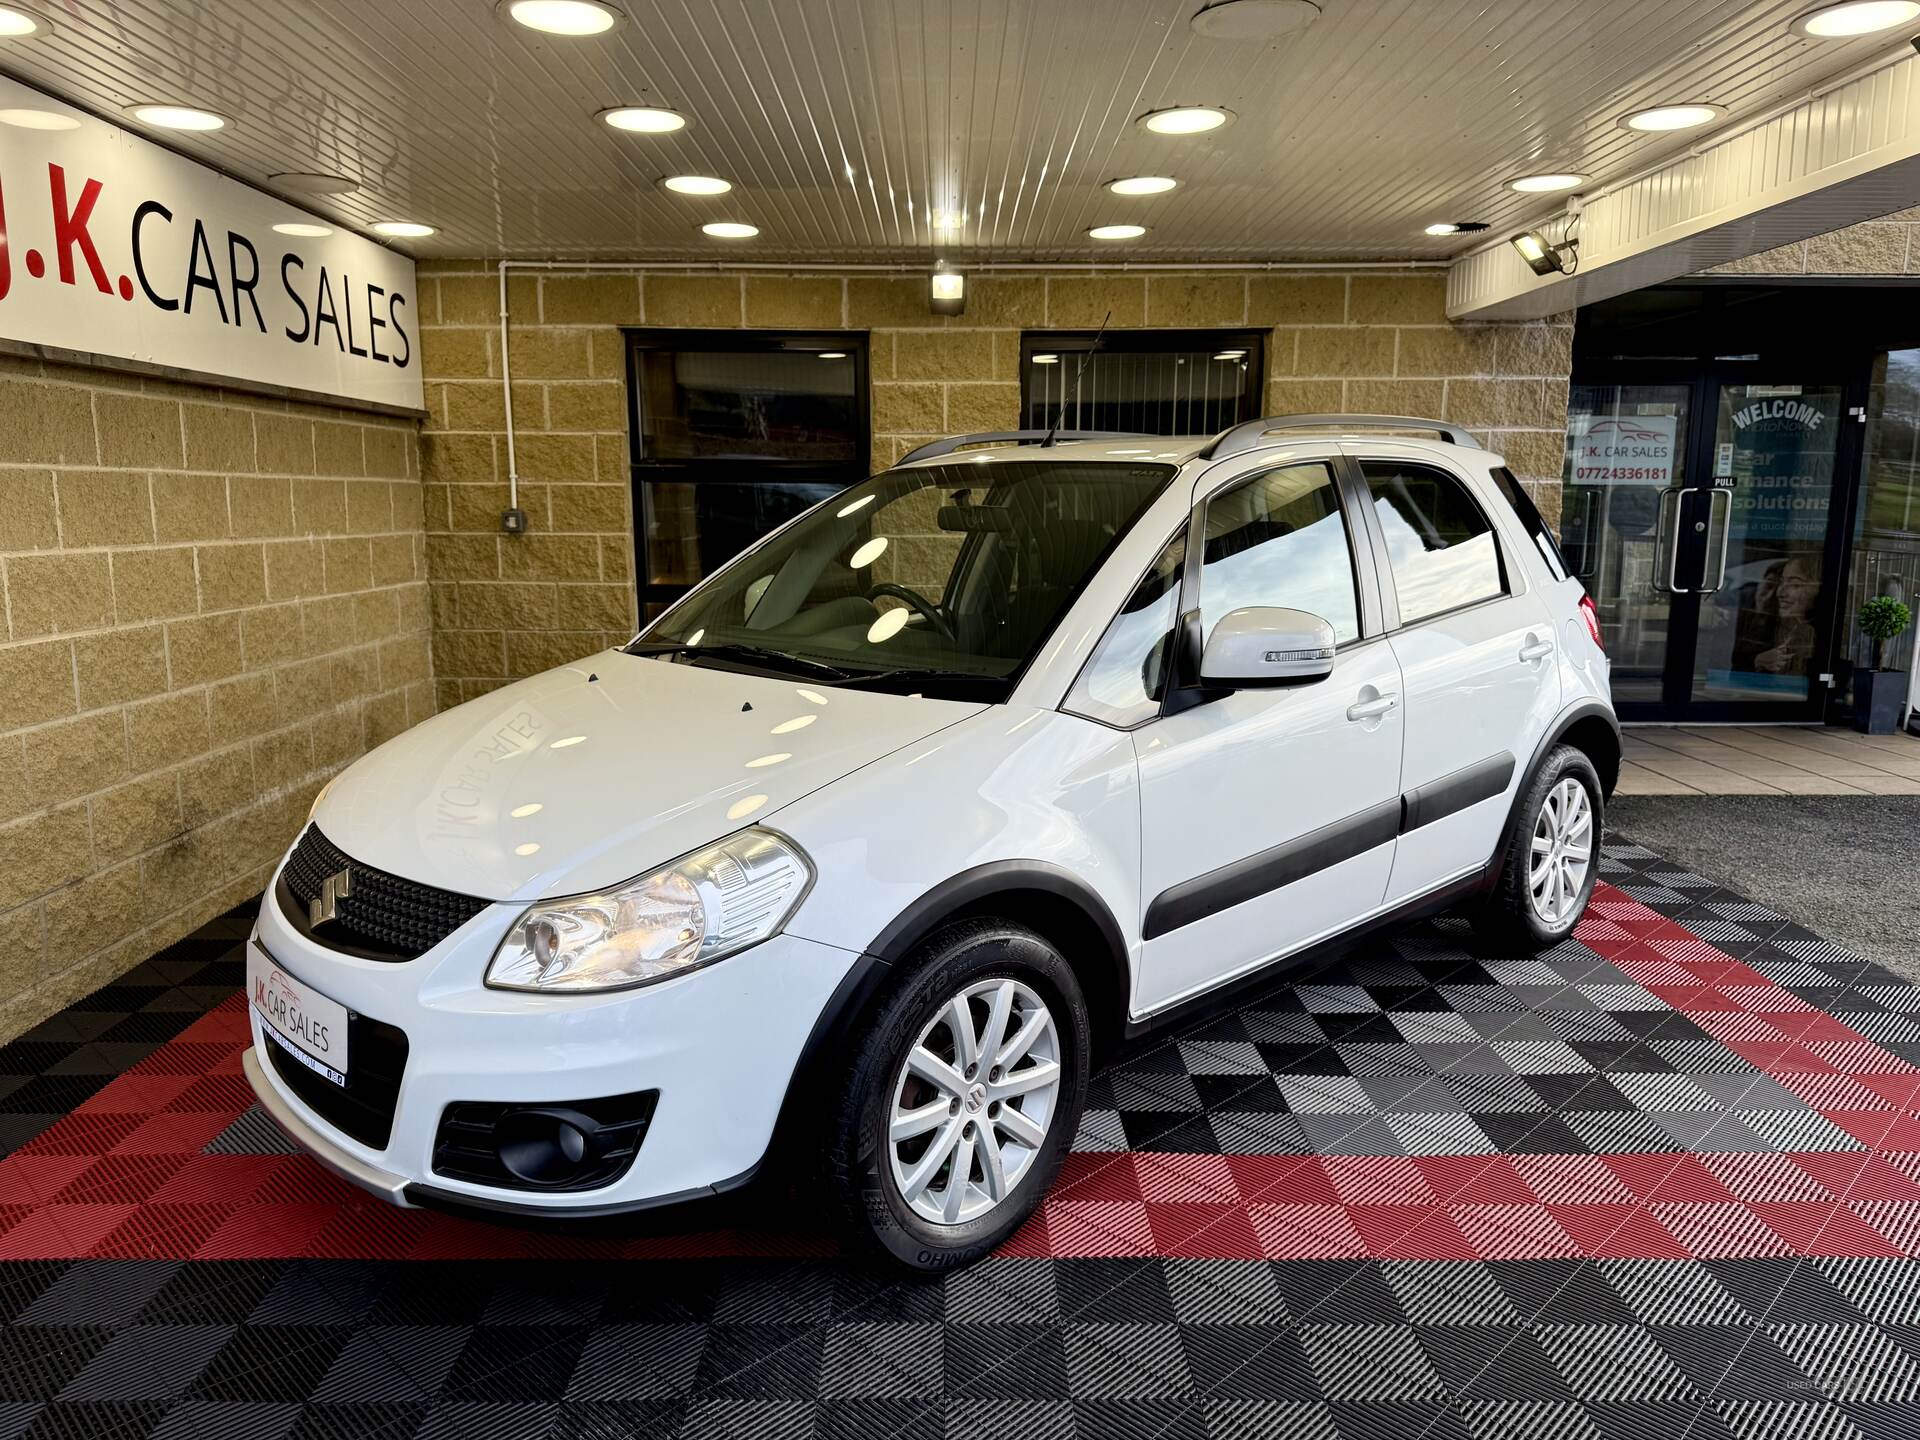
[1569,414,1678,486]
[0,77,422,412]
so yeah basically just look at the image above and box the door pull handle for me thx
[1346,693,1399,722]
[1518,639,1554,663]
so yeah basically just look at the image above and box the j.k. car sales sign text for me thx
[0,77,422,412]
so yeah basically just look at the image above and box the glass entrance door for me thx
[1563,374,1861,721]
[1561,383,1691,709]
[1686,384,1845,711]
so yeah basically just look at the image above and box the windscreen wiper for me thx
[827,667,1000,690]
[628,641,854,682]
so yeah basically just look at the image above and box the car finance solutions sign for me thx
[1569,414,1678,485]
[0,77,422,412]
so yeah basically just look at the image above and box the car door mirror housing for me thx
[1199,607,1337,687]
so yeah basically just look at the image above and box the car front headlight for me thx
[485,829,812,993]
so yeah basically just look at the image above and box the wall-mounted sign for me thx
[1569,413,1677,485]
[0,77,422,413]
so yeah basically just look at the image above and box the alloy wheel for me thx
[886,977,1062,1226]
[1529,775,1594,926]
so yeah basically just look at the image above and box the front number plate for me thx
[249,944,350,1086]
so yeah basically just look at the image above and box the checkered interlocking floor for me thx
[1,839,1917,1438]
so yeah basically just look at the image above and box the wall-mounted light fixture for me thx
[930,269,966,316]
[1510,227,1577,276]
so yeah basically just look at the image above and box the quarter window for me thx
[1490,465,1569,582]
[1065,530,1187,727]
[1363,461,1507,624]
[1197,462,1361,645]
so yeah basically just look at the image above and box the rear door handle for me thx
[1518,638,1553,663]
[1346,693,1399,722]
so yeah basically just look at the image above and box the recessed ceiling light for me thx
[271,172,359,196]
[661,174,731,195]
[1032,353,1060,364]
[1088,223,1147,240]
[818,351,847,359]
[929,209,966,230]
[0,107,77,130]
[703,221,758,238]
[602,106,688,133]
[0,5,46,37]
[128,104,228,132]
[1509,172,1586,194]
[1108,175,1178,196]
[1789,1,1920,37]
[1137,106,1234,135]
[372,220,436,237]
[272,222,333,237]
[1190,0,1320,37]
[503,0,624,35]
[1213,349,1247,360]
[1621,103,1725,132]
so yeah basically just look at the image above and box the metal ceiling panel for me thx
[1449,47,1920,319]
[0,0,1908,262]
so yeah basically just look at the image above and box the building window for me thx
[1019,331,1265,436]
[628,330,870,611]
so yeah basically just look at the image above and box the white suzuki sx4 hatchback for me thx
[246,415,1617,1270]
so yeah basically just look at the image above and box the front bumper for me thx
[245,874,863,1214]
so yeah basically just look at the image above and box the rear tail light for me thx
[1577,593,1604,650]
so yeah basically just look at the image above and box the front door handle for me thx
[1346,692,1399,722]
[1518,637,1554,663]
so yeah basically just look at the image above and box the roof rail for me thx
[895,430,1153,466]
[1205,414,1480,461]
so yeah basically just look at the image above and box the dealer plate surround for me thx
[248,941,350,1086]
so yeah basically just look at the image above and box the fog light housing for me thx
[432,1091,659,1192]
[495,1108,598,1185]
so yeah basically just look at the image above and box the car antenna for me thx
[1042,310,1110,447]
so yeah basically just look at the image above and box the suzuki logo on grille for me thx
[309,868,352,929]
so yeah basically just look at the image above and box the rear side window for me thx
[1490,465,1569,582]
[1362,461,1506,625]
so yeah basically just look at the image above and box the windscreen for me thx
[631,460,1173,700]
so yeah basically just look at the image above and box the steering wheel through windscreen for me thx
[866,582,957,642]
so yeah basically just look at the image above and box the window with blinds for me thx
[1019,331,1265,437]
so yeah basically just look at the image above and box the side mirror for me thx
[1199,607,1337,688]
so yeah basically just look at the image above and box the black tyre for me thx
[1470,744,1604,953]
[825,919,1089,1272]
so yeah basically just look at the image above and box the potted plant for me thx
[1854,594,1913,735]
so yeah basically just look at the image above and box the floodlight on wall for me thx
[1510,227,1577,276]
[930,269,966,316]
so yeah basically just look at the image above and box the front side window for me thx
[634,461,1172,700]
[1197,462,1362,645]
[1066,530,1187,727]
[1363,461,1507,624]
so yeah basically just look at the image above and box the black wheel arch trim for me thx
[859,859,1132,971]
[766,861,1133,1152]
[1482,700,1620,887]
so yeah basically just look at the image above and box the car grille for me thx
[262,1009,410,1151]
[278,825,491,961]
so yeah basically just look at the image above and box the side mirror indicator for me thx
[1199,606,1337,687]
